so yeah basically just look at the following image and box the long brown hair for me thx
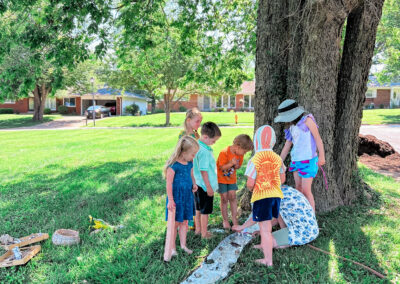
[183,107,202,139]
[163,135,199,177]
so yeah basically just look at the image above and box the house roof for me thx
[96,88,149,101]
[368,75,400,88]
[239,81,255,95]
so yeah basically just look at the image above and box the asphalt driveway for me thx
[360,124,400,153]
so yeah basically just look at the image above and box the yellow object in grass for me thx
[89,215,114,231]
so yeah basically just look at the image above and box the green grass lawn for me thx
[362,108,400,124]
[87,111,254,127]
[0,114,61,129]
[0,128,399,283]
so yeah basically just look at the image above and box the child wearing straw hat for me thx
[274,99,325,211]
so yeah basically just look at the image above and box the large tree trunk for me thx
[32,84,50,121]
[255,0,384,212]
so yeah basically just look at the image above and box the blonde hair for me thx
[183,107,202,139]
[163,135,199,177]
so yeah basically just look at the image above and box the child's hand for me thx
[232,159,240,168]
[192,184,198,192]
[318,156,326,166]
[232,225,243,232]
[167,200,176,210]
[206,188,214,197]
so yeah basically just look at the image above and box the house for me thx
[365,76,400,108]
[155,81,256,111]
[0,88,149,115]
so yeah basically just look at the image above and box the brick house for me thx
[155,81,256,111]
[364,76,400,108]
[0,88,149,115]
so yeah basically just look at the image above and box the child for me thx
[179,107,203,139]
[163,136,199,262]
[193,122,221,239]
[178,108,202,230]
[217,134,253,229]
[244,125,286,266]
[274,99,325,211]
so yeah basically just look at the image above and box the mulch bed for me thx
[358,134,400,180]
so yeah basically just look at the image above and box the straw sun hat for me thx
[274,99,305,123]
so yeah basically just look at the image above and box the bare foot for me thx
[201,232,213,239]
[195,230,201,235]
[253,244,262,250]
[223,221,231,230]
[163,254,172,262]
[255,259,273,267]
[171,249,178,256]
[181,246,193,254]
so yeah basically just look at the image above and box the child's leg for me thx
[301,177,315,211]
[277,215,287,229]
[219,192,230,229]
[164,209,176,262]
[200,214,212,238]
[293,171,302,193]
[194,210,201,234]
[171,222,180,255]
[256,220,274,266]
[227,190,238,226]
[178,220,193,254]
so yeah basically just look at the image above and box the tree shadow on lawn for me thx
[0,157,232,282]
[376,114,400,124]
[225,198,391,283]
[0,116,56,129]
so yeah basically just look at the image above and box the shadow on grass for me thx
[0,116,57,129]
[377,114,400,124]
[225,193,391,283]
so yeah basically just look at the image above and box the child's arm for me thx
[219,159,237,171]
[280,163,286,184]
[191,168,198,192]
[247,176,255,191]
[166,168,176,210]
[305,117,326,166]
[201,171,214,196]
[280,140,292,161]
[280,172,286,184]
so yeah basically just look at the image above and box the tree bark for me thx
[32,84,50,121]
[255,0,385,212]
[164,92,171,126]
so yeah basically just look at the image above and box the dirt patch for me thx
[358,134,400,181]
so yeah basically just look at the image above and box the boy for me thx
[245,125,286,266]
[193,122,221,239]
[217,134,253,229]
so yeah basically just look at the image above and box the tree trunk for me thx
[255,0,384,212]
[164,92,171,126]
[32,84,50,121]
[151,96,156,113]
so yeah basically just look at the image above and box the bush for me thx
[125,103,140,116]
[58,105,69,114]
[154,108,165,113]
[379,104,385,109]
[0,108,13,114]
[178,105,187,112]
[44,108,51,115]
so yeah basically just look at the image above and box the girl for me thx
[178,107,202,230]
[179,107,203,139]
[163,136,199,262]
[274,99,325,211]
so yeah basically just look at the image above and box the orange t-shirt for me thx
[217,146,244,184]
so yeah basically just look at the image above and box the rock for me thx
[358,134,396,157]
[52,229,80,246]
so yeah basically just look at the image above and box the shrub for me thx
[125,103,140,116]
[0,108,13,114]
[44,108,51,115]
[58,105,69,114]
[379,104,385,109]
[154,108,165,113]
[179,105,187,112]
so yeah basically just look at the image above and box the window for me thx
[365,89,376,98]
[229,94,236,108]
[45,98,56,110]
[216,96,222,108]
[4,99,15,104]
[64,98,76,107]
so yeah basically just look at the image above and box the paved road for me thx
[360,124,400,153]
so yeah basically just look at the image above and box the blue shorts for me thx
[289,156,318,178]
[217,183,238,194]
[252,198,281,222]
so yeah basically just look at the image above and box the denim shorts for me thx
[252,198,281,222]
[289,156,319,178]
[217,183,238,194]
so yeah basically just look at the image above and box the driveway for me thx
[360,124,400,153]
[1,116,87,131]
